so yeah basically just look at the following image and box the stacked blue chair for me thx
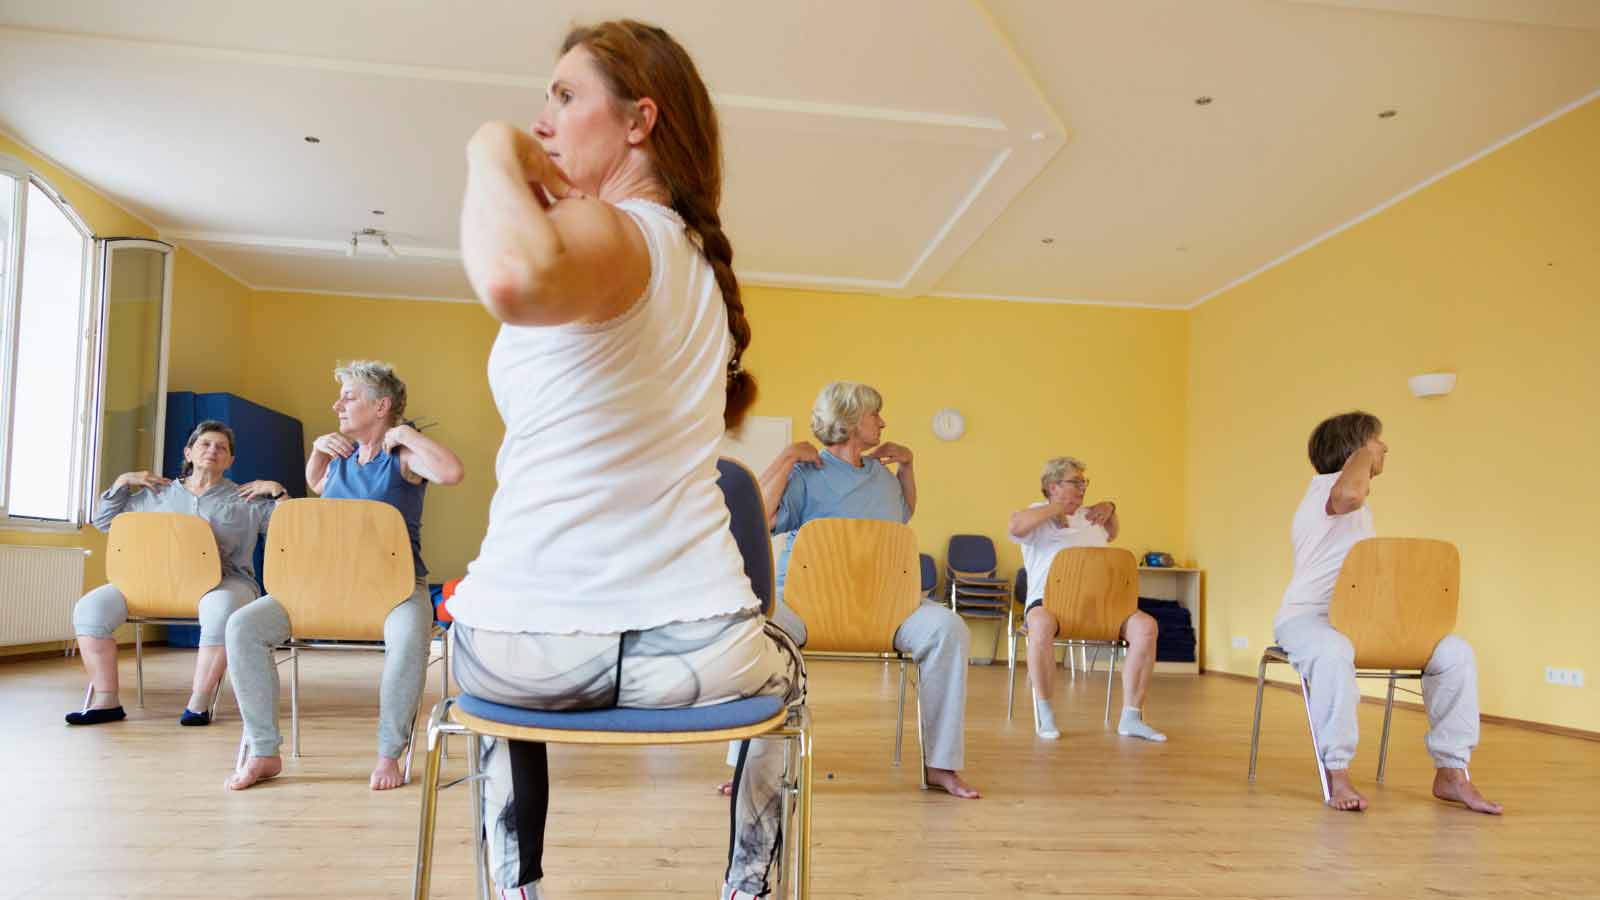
[411,458,814,899]
[945,534,1016,662]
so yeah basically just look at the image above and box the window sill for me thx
[0,518,87,535]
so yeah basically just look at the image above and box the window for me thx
[0,156,96,526]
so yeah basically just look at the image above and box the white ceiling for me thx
[1,0,1596,308]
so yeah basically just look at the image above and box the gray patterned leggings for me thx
[450,610,805,898]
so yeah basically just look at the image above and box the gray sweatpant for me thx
[73,574,259,647]
[771,597,970,771]
[226,579,432,759]
[1275,613,1480,770]
[450,611,805,898]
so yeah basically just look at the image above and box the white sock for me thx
[1033,694,1060,739]
[90,689,120,710]
[721,884,760,900]
[1117,706,1167,742]
[499,882,542,900]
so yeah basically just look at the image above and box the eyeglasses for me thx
[1059,479,1089,491]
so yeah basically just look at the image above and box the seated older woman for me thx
[1008,456,1165,742]
[67,420,287,727]
[225,360,463,792]
[762,380,979,799]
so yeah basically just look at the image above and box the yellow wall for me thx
[0,134,253,654]
[242,291,501,582]
[1186,99,1600,732]
[743,286,1189,579]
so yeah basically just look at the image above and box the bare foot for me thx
[1324,769,1367,811]
[1433,768,1503,815]
[370,755,406,791]
[225,756,283,791]
[925,767,980,799]
[716,780,734,796]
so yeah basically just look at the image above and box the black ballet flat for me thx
[179,708,212,726]
[65,706,127,726]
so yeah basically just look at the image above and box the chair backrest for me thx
[946,533,998,578]
[264,498,416,641]
[784,518,921,653]
[1041,547,1139,642]
[716,457,774,617]
[919,553,936,595]
[1329,537,1460,669]
[105,512,222,618]
[1014,567,1028,605]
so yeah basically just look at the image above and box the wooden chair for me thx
[412,458,814,899]
[233,498,446,782]
[1006,547,1139,727]
[784,517,926,781]
[1248,537,1461,803]
[103,511,227,714]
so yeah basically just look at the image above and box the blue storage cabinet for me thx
[162,392,307,646]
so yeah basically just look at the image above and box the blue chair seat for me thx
[455,693,785,734]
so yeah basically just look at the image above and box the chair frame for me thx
[411,697,814,900]
[1247,645,1421,804]
[411,457,814,898]
[945,535,1016,663]
[1005,547,1138,729]
[1247,537,1460,803]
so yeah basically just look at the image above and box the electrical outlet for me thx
[1545,666,1587,687]
[1231,636,1248,649]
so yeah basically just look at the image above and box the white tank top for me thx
[447,199,758,634]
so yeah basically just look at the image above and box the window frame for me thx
[0,152,103,531]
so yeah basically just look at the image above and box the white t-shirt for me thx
[447,198,759,635]
[1009,502,1109,607]
[1274,472,1376,630]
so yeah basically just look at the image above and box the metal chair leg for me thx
[471,733,490,900]
[1006,627,1018,720]
[1377,672,1397,784]
[1104,643,1117,726]
[80,683,93,713]
[798,711,815,900]
[914,663,927,790]
[1248,651,1270,782]
[209,676,225,724]
[135,623,145,708]
[1296,675,1331,805]
[290,646,300,758]
[235,730,249,772]
[892,658,906,767]
[410,701,449,900]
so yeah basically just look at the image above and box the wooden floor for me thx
[2,648,1596,899]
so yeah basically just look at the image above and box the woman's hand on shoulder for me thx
[785,442,822,468]
[116,471,171,492]
[312,432,354,459]
[865,442,913,467]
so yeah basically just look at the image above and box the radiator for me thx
[0,545,88,647]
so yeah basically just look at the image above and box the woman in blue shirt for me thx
[225,360,463,791]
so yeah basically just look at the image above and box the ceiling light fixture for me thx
[379,234,400,259]
[371,209,385,216]
[304,135,321,143]
[346,234,357,258]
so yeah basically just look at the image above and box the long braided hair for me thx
[560,20,757,428]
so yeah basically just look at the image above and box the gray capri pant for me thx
[72,574,260,648]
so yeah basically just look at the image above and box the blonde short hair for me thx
[334,360,408,426]
[1040,456,1086,498]
[809,381,883,445]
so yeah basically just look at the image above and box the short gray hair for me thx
[809,381,883,445]
[334,360,408,426]
[1040,456,1086,498]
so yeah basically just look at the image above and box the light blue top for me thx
[323,445,427,577]
[94,478,274,584]
[771,448,910,599]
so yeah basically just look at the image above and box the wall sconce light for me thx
[1408,372,1456,398]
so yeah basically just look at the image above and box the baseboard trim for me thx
[1205,669,1599,743]
[0,639,171,664]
